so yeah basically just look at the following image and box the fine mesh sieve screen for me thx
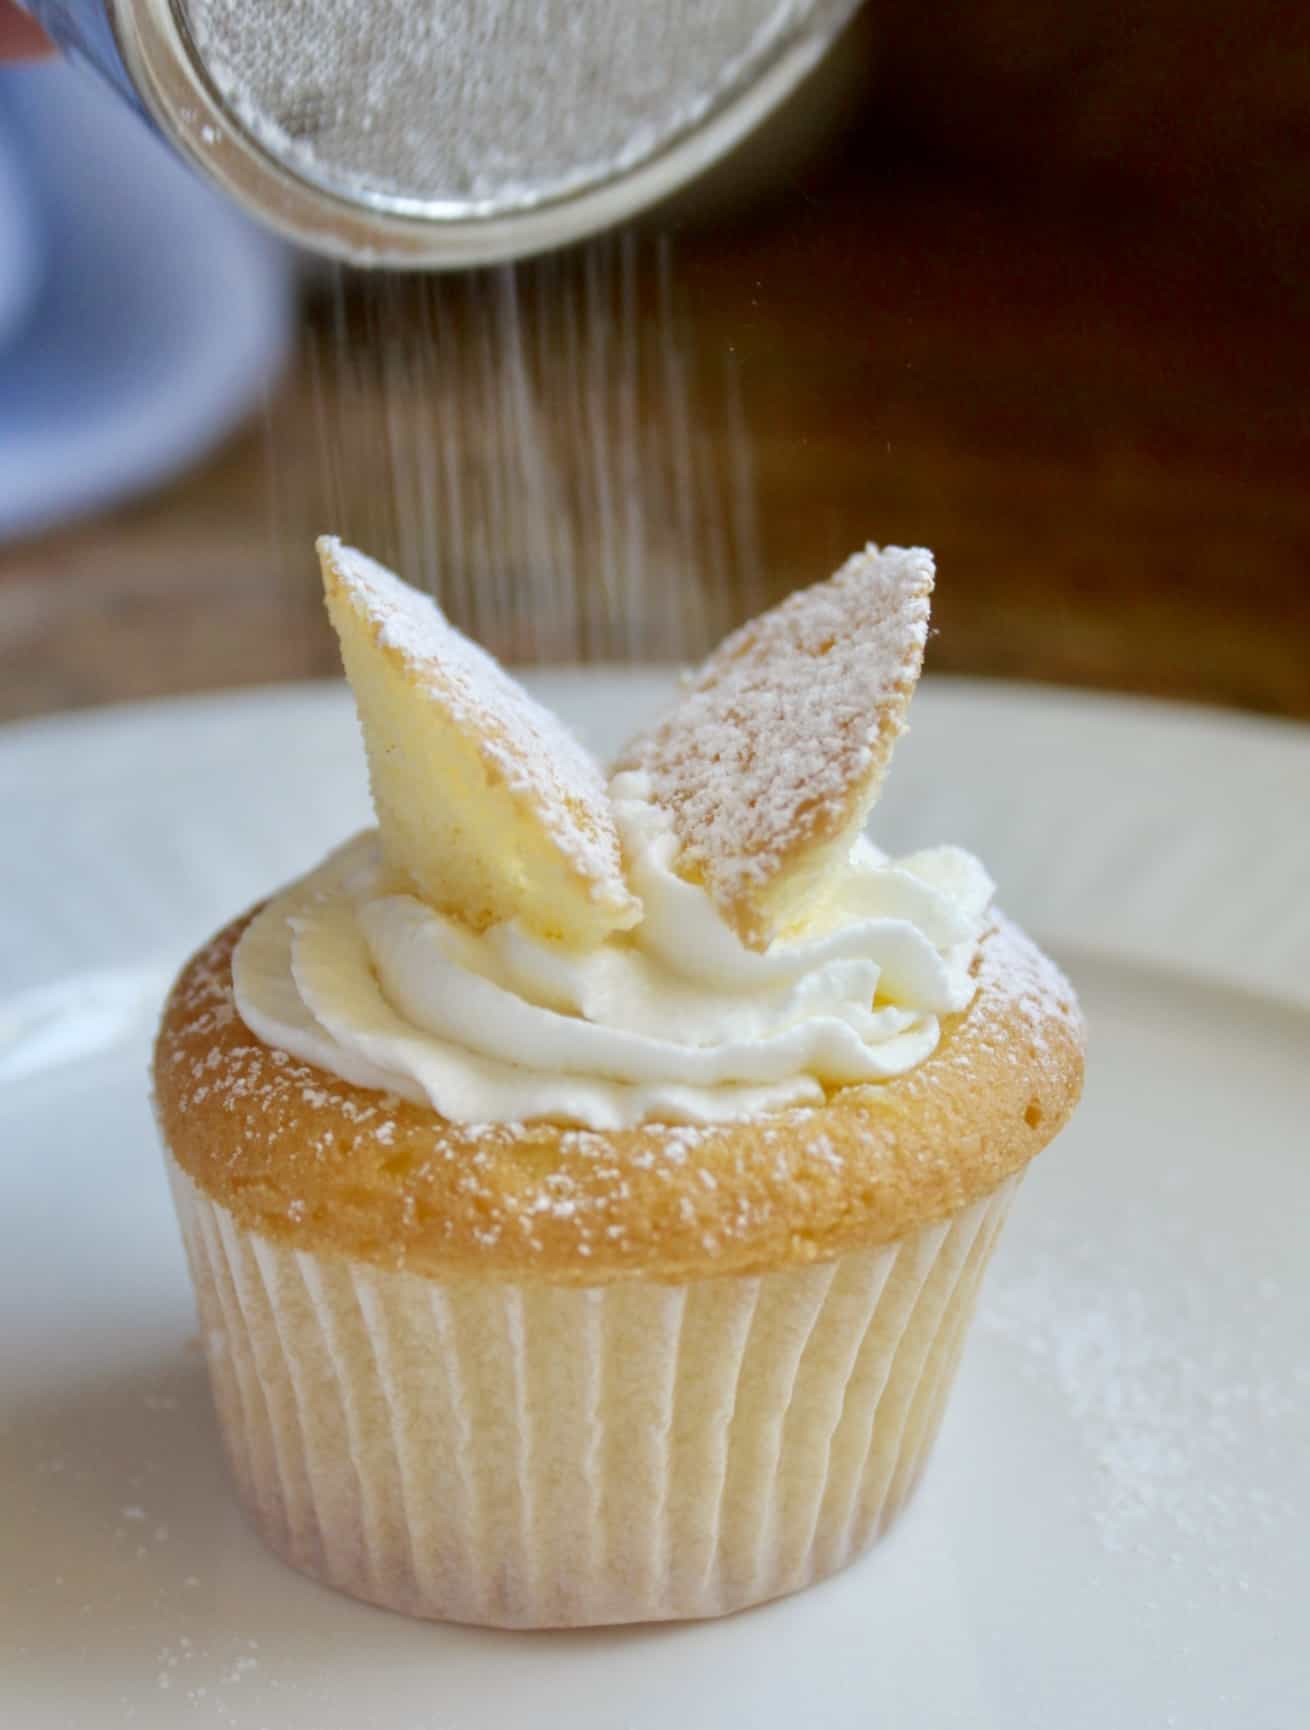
[182,0,835,214]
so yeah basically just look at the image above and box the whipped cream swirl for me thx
[234,772,993,1131]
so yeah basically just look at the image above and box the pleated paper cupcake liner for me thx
[169,1161,1017,1627]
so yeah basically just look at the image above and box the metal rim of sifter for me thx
[104,0,860,268]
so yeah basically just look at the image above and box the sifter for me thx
[22,0,863,267]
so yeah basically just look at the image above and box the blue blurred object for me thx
[21,0,147,113]
[0,99,40,351]
[0,61,294,544]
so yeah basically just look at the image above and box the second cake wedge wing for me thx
[618,544,934,949]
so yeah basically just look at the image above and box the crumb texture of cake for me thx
[318,536,639,945]
[618,545,934,950]
[156,911,1084,1286]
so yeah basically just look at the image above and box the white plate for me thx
[0,64,293,543]
[2,675,1308,1729]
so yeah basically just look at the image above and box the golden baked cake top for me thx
[156,910,1082,1284]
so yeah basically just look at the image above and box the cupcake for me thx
[154,537,1083,1628]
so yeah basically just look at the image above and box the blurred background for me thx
[1,1,1307,721]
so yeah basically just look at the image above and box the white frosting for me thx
[233,772,994,1131]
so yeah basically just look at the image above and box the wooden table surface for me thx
[2,155,1307,724]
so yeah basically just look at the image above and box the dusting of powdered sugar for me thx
[983,1225,1297,1566]
[320,537,632,906]
[162,930,407,1153]
[618,545,934,941]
